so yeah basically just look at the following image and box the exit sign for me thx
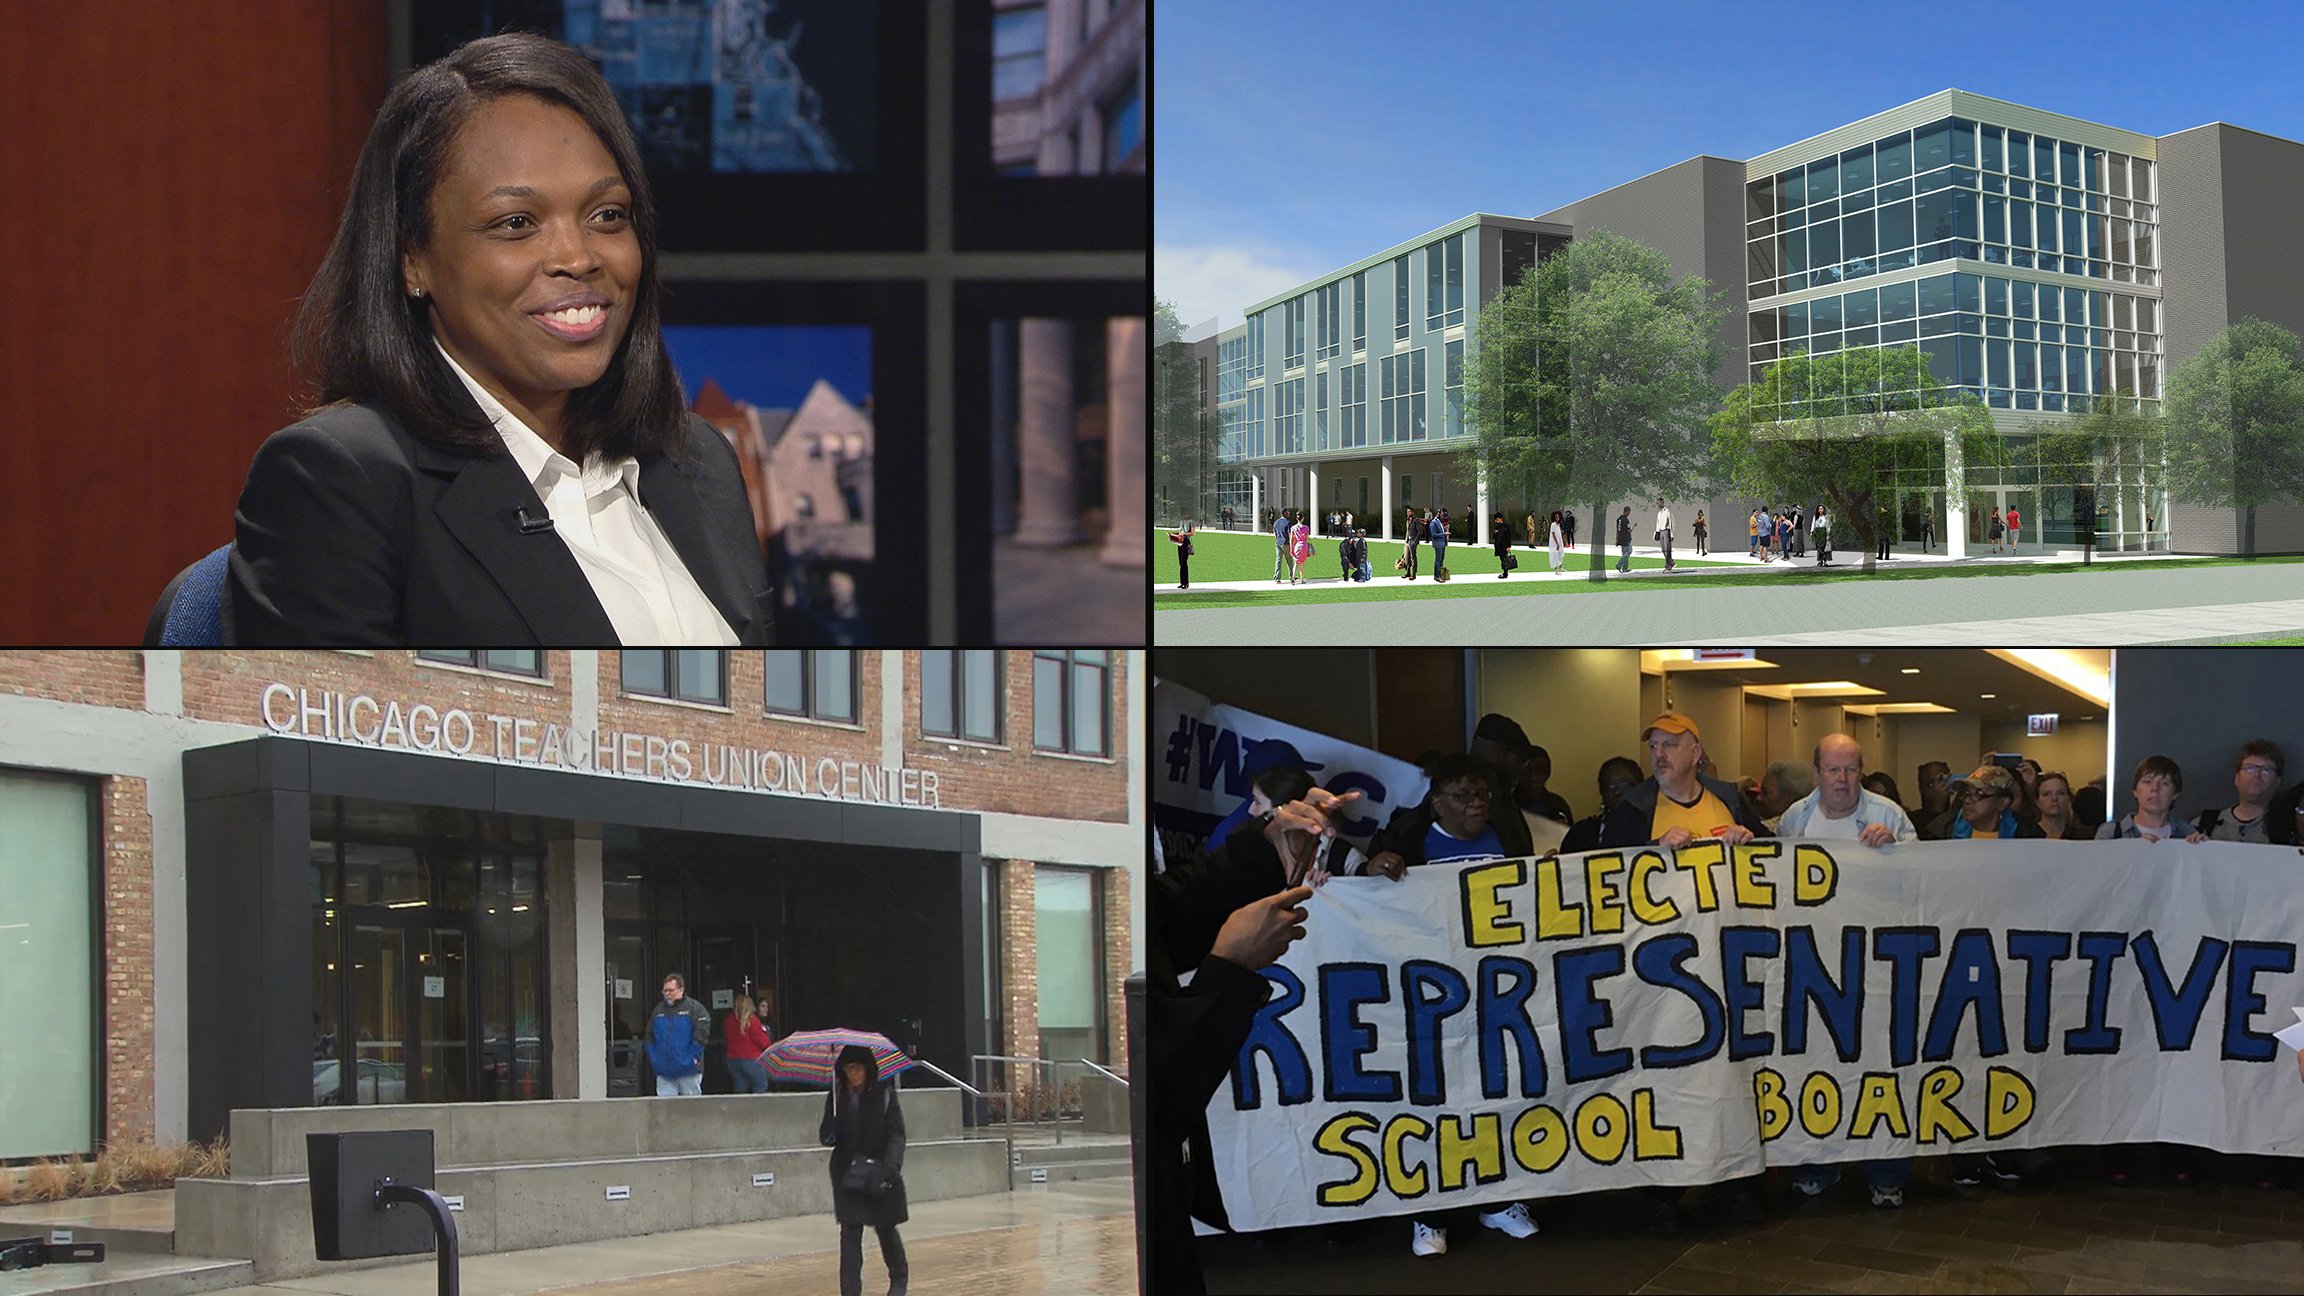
[2027,714,2059,736]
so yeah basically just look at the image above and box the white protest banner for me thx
[1152,678,1428,869]
[1206,838,2304,1232]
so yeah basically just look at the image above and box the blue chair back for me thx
[146,544,232,647]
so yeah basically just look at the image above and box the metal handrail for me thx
[1069,1058,1129,1088]
[907,1058,988,1098]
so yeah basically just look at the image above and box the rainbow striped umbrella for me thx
[759,1028,917,1086]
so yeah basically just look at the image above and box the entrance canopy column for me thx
[1381,455,1393,540]
[547,824,605,1100]
[1944,428,1969,559]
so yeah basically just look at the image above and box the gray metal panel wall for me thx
[1535,157,1749,396]
[2109,650,2304,824]
[2158,123,2304,554]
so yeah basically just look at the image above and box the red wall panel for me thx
[1,3,388,642]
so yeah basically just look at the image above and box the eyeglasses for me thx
[1961,789,2008,802]
[1437,787,1493,804]
[2239,763,2280,777]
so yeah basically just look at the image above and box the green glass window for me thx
[1806,155,1838,202]
[1839,143,1874,193]
[1875,131,1912,183]
[1880,281,1917,323]
[1981,126,2004,173]
[0,772,95,1159]
[1843,287,1878,327]
[1914,119,1952,172]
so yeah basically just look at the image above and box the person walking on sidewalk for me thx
[1693,510,1708,556]
[1430,509,1450,580]
[822,1044,909,1296]
[1876,502,1895,560]
[1400,507,1422,580]
[1493,511,1514,579]
[646,973,711,1096]
[1548,510,1566,574]
[1616,506,1634,573]
[1921,512,1935,552]
[1813,505,1832,566]
[1988,505,2005,554]
[2004,503,2021,550]
[1654,498,1675,572]
[1272,508,1292,582]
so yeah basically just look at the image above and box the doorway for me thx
[604,921,650,1097]
[340,912,471,1105]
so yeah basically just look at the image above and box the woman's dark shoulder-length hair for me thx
[294,31,688,462]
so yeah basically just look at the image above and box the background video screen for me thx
[662,324,877,644]
[415,0,878,174]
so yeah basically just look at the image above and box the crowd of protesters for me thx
[1151,708,2304,1283]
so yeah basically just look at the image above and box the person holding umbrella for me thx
[821,1043,909,1296]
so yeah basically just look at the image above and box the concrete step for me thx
[0,1221,179,1256]
[1010,1157,1133,1188]
[1010,1140,1133,1167]
[0,1251,251,1296]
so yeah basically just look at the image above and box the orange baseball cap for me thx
[1643,713,1701,742]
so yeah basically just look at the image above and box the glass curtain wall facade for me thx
[1747,109,2170,550]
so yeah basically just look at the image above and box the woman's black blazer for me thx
[224,398,775,645]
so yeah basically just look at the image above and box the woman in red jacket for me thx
[725,991,774,1093]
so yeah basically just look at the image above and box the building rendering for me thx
[0,649,1140,1156]
[1205,90,2304,556]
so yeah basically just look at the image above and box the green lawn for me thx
[1155,529,2299,609]
[1157,528,1733,584]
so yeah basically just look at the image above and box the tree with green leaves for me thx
[1153,298,1215,526]
[1711,345,2006,573]
[2040,391,2152,561]
[1458,229,1724,579]
[2159,317,2304,557]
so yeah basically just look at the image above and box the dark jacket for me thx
[1370,764,1535,867]
[645,995,712,1078]
[1148,828,1294,1293]
[1616,513,1633,545]
[226,397,773,645]
[1921,807,2048,840]
[1598,773,1769,849]
[2196,804,2296,845]
[820,1046,908,1228]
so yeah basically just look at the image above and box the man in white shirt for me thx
[1654,497,1674,572]
[1774,733,1918,845]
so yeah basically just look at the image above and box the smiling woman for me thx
[224,33,774,646]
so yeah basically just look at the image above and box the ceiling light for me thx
[1641,650,1780,673]
[1986,648,2111,707]
[1900,668,1920,674]
[1980,693,1996,699]
[1742,680,1884,700]
[1845,702,1959,715]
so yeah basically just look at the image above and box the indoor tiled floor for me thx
[1197,1156,2304,1294]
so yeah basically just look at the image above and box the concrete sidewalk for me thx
[1156,559,2304,645]
[1158,543,2194,596]
[212,1180,1132,1296]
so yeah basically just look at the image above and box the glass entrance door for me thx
[343,916,470,1104]
[690,928,757,1093]
[605,924,649,1097]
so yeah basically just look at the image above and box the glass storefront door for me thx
[340,914,470,1105]
[605,924,649,1097]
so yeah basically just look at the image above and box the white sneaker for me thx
[1479,1201,1539,1239]
[1410,1220,1447,1257]
[1870,1183,1904,1208]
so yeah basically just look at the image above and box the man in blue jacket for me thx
[1272,508,1293,583]
[647,972,712,1095]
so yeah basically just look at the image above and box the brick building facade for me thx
[0,650,1141,1155]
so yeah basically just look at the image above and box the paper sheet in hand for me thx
[2275,1008,2304,1053]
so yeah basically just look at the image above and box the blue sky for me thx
[661,326,872,412]
[1156,0,2304,334]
